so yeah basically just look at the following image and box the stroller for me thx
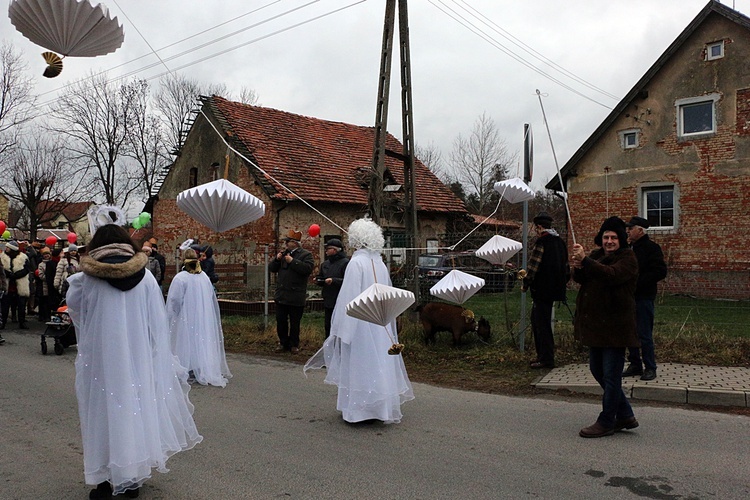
[41,303,76,355]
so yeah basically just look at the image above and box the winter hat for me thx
[5,240,19,252]
[625,216,650,229]
[68,244,79,253]
[284,229,302,242]
[325,238,343,250]
[594,216,628,248]
[532,211,553,229]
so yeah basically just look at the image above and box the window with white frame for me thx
[676,94,720,138]
[620,129,639,149]
[706,41,724,60]
[642,185,676,229]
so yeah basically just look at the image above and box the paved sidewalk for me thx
[534,362,750,408]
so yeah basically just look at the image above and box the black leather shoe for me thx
[622,363,643,377]
[89,481,112,499]
[0,335,5,345]
[579,421,615,438]
[640,368,657,381]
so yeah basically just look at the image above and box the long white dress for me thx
[67,268,202,495]
[305,248,414,423]
[167,270,231,387]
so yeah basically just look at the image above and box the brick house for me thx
[153,95,467,292]
[547,0,750,299]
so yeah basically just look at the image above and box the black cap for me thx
[533,211,553,228]
[625,216,650,229]
[325,238,343,250]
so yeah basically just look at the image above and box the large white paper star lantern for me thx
[346,283,415,326]
[475,235,522,265]
[430,270,485,304]
[176,179,266,233]
[493,177,535,204]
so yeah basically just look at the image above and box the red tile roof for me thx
[209,96,466,214]
[36,200,93,227]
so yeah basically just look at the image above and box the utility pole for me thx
[369,0,419,294]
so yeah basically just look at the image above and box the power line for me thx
[429,0,614,110]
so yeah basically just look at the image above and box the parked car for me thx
[417,251,517,293]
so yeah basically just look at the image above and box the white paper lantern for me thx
[429,270,485,304]
[9,0,124,57]
[475,235,523,265]
[345,283,415,326]
[176,179,266,233]
[493,177,535,204]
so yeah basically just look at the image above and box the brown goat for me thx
[415,302,491,346]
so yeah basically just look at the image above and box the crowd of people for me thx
[0,208,669,495]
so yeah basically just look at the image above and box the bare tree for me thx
[236,86,260,106]
[122,79,170,202]
[415,141,446,181]
[0,42,36,157]
[449,113,516,214]
[48,71,140,205]
[0,132,86,240]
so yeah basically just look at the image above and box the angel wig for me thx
[347,217,385,250]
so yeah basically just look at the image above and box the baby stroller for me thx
[41,303,76,355]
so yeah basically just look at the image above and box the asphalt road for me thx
[1,325,748,499]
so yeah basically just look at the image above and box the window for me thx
[642,186,676,229]
[706,41,724,60]
[188,167,198,188]
[676,94,720,138]
[620,129,639,149]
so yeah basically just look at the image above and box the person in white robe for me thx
[167,248,231,387]
[305,218,414,424]
[66,223,202,499]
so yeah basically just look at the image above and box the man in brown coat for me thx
[571,216,640,438]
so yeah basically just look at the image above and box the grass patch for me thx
[222,291,750,396]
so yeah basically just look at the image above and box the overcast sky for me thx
[3,0,747,191]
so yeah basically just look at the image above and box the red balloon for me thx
[67,232,77,244]
[45,236,57,247]
[308,224,320,237]
[0,221,5,234]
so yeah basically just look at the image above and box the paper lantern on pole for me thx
[45,235,57,246]
[67,232,77,244]
[430,270,485,305]
[176,179,266,233]
[475,235,523,265]
[9,0,125,78]
[493,177,535,204]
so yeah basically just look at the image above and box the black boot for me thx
[89,481,112,499]
[19,322,29,330]
[0,334,5,345]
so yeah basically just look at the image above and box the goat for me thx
[415,302,491,346]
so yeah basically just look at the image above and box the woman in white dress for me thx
[66,223,202,499]
[305,218,414,424]
[167,248,231,387]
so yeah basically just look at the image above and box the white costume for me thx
[305,219,414,424]
[167,270,231,387]
[67,250,202,495]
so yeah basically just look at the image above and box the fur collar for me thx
[80,252,148,280]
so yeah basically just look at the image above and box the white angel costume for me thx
[67,247,202,496]
[167,270,231,387]
[305,219,414,424]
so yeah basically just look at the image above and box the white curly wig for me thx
[347,217,384,250]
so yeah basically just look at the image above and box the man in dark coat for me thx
[571,216,640,439]
[522,212,570,369]
[148,239,167,289]
[269,229,314,354]
[316,238,349,338]
[623,216,668,381]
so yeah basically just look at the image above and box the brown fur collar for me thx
[80,252,148,279]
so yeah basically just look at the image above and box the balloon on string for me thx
[45,235,57,246]
[0,221,5,234]
[132,217,142,230]
[139,212,151,226]
[67,232,77,244]
[3,230,11,240]
[308,224,320,237]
